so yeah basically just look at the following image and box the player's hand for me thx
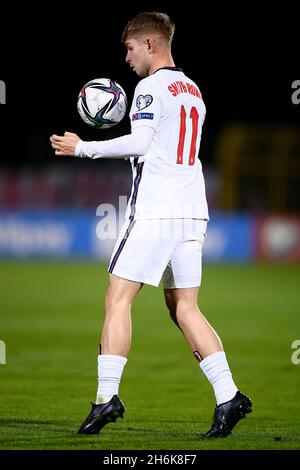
[50,132,80,156]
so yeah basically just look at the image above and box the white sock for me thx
[96,354,127,404]
[200,351,238,405]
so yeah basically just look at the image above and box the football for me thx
[77,78,127,129]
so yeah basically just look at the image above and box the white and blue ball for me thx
[77,78,127,129]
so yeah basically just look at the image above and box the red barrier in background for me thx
[255,215,300,261]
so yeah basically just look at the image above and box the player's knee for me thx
[104,291,131,314]
[174,301,198,323]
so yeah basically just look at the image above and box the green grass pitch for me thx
[0,261,299,450]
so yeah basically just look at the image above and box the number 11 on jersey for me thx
[176,105,199,166]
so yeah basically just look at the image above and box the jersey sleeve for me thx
[130,79,162,132]
[74,126,155,159]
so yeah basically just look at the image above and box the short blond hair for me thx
[121,12,175,44]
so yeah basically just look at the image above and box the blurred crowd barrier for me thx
[0,164,220,212]
[0,164,132,209]
[0,210,299,262]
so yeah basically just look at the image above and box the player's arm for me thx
[77,79,161,160]
[76,126,154,159]
[50,78,160,158]
[50,126,154,158]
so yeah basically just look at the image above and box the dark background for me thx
[0,3,299,168]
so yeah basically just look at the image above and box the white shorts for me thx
[108,219,207,288]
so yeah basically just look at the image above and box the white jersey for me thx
[126,67,209,221]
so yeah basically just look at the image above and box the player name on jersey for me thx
[168,81,202,99]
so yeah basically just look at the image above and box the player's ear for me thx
[146,38,153,52]
[146,38,157,54]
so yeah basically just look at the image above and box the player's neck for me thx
[149,55,175,75]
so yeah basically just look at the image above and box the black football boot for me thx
[77,395,125,435]
[203,391,252,438]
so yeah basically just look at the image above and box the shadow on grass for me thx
[0,418,67,426]
[0,418,206,441]
[0,418,78,437]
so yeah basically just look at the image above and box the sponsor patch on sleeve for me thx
[132,112,154,121]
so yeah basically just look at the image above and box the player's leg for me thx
[164,287,223,358]
[162,219,252,437]
[101,273,143,357]
[164,286,252,437]
[164,286,237,397]
[96,273,143,403]
[78,218,177,435]
[78,274,142,435]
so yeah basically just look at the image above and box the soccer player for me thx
[50,11,252,438]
